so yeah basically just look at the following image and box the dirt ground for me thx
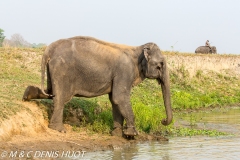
[0,102,168,160]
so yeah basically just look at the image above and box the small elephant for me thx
[24,36,173,137]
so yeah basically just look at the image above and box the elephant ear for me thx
[143,47,149,61]
[143,43,155,61]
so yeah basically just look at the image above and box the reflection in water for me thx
[83,137,240,160]
[76,107,240,160]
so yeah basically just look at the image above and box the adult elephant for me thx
[36,36,172,137]
[195,46,217,54]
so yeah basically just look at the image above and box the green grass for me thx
[0,47,239,136]
[170,68,240,110]
[166,127,229,137]
[0,47,44,120]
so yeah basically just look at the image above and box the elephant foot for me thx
[49,123,66,133]
[123,126,138,137]
[111,127,123,137]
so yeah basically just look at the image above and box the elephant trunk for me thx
[158,61,173,126]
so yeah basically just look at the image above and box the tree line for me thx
[0,28,46,48]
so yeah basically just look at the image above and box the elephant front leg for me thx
[49,96,66,133]
[111,93,138,137]
[109,93,124,137]
[121,106,138,137]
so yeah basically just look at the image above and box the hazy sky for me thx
[1,0,240,54]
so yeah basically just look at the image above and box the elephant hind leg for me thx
[48,91,72,133]
[49,96,66,133]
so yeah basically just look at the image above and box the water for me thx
[175,107,240,135]
[83,137,240,160]
[77,107,240,160]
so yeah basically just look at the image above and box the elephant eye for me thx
[156,62,164,70]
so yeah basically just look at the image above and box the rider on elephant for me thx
[205,40,212,52]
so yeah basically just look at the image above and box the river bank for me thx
[1,105,239,160]
[0,101,168,160]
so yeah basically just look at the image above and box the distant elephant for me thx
[195,46,217,54]
[23,36,173,137]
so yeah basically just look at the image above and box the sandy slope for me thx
[0,101,167,160]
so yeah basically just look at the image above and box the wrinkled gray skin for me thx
[195,46,217,54]
[36,36,173,137]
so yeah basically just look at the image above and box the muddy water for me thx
[79,107,240,160]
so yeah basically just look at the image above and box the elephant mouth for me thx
[157,78,162,85]
[147,75,156,79]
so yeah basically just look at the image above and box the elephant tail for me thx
[41,47,54,98]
